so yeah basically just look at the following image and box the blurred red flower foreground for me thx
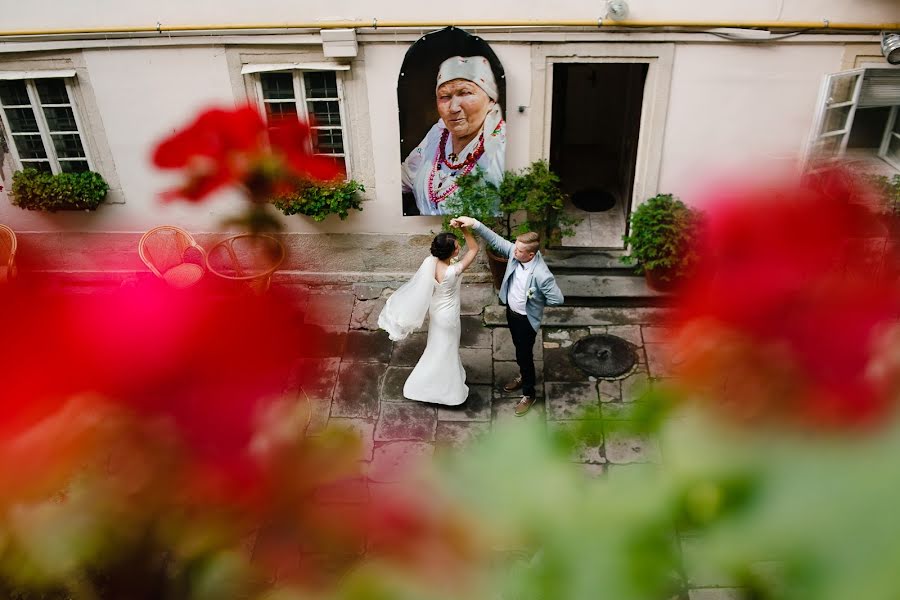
[152,104,342,202]
[0,283,305,505]
[670,168,900,429]
[0,281,479,597]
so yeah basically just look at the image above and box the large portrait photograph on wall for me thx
[398,27,506,216]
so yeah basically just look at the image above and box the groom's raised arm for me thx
[454,216,514,258]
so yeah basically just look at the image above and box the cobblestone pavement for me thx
[285,280,738,600]
[291,280,672,461]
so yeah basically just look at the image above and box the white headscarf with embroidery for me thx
[435,56,504,153]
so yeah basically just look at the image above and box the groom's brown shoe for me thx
[514,395,537,417]
[504,375,523,392]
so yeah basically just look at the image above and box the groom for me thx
[451,216,564,416]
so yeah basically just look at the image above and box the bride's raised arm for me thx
[455,225,479,273]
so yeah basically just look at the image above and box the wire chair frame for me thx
[205,234,286,293]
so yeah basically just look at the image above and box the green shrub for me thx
[439,169,504,243]
[622,193,703,280]
[272,179,365,222]
[864,173,900,215]
[10,169,109,212]
[499,159,580,249]
[440,161,581,250]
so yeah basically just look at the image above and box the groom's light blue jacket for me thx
[472,220,564,332]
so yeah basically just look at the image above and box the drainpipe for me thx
[0,19,898,38]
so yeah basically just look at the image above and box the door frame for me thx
[529,43,674,219]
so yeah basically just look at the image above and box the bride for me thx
[378,226,479,405]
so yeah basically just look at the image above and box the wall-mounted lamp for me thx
[883,32,900,65]
[606,0,629,21]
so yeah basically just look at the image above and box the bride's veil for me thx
[378,256,437,341]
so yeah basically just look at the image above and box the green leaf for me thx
[9,170,109,212]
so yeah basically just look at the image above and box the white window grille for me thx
[0,73,93,174]
[253,69,350,176]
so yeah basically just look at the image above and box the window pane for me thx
[264,102,298,121]
[304,71,337,99]
[52,133,86,158]
[22,160,52,173]
[308,100,342,126]
[0,80,29,106]
[826,74,860,106]
[59,160,89,173]
[260,73,295,100]
[821,106,851,135]
[313,128,343,154]
[815,135,842,157]
[14,134,48,159]
[5,107,39,132]
[888,134,900,164]
[36,78,69,105]
[895,113,900,135]
[43,106,77,131]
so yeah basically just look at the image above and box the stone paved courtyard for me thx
[288,280,670,470]
[278,279,740,599]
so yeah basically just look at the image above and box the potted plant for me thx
[622,193,702,291]
[439,168,508,287]
[498,159,580,252]
[863,173,900,238]
[272,178,366,222]
[441,161,580,289]
[10,168,109,212]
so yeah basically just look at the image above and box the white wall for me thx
[0,29,891,239]
[3,0,898,31]
[0,46,250,233]
[657,43,846,202]
[0,39,537,236]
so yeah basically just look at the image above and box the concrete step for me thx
[556,273,662,297]
[555,273,669,307]
[541,249,665,307]
[543,248,633,272]
[483,304,669,328]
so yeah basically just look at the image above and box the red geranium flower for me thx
[153,105,342,203]
[670,168,900,429]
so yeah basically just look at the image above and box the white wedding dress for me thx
[378,257,468,406]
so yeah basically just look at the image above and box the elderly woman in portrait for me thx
[401,55,506,216]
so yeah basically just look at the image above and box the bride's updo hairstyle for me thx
[430,232,457,260]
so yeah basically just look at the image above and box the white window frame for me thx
[879,105,900,171]
[250,66,351,179]
[807,67,900,171]
[0,71,94,174]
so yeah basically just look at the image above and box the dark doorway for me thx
[549,62,647,247]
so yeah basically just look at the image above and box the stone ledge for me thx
[483,305,670,328]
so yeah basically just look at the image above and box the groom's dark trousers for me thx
[506,307,537,397]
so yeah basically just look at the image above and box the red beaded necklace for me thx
[427,128,486,206]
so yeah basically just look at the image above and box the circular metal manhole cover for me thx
[570,334,637,378]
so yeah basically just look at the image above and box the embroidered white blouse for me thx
[400,115,506,216]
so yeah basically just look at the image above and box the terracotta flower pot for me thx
[486,247,508,290]
[643,266,680,292]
